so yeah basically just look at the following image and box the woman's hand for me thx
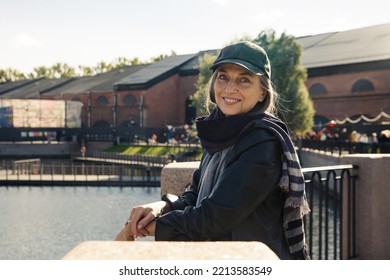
[114,223,135,241]
[128,201,169,238]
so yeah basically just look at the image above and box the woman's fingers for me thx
[127,201,166,237]
[129,209,143,237]
[114,225,135,241]
[137,211,156,231]
[128,206,153,237]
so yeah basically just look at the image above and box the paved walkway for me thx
[0,171,160,187]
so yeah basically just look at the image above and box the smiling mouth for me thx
[223,97,241,104]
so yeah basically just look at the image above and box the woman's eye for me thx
[239,77,250,83]
[218,74,227,80]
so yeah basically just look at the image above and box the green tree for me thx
[77,65,94,77]
[94,61,114,74]
[253,30,314,136]
[151,50,177,63]
[129,57,142,65]
[0,68,26,82]
[48,63,76,78]
[112,57,142,68]
[28,66,50,79]
[191,52,217,116]
[0,69,6,83]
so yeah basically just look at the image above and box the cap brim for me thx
[209,59,266,76]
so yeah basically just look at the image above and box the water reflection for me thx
[0,186,161,260]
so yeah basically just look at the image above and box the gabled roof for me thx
[297,22,390,68]
[178,50,219,76]
[0,77,75,99]
[42,65,147,96]
[0,78,44,96]
[113,54,198,91]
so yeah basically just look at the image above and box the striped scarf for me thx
[245,115,311,260]
[196,107,310,259]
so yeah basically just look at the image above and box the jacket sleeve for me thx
[155,129,282,241]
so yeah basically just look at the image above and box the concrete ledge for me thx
[62,241,279,260]
[160,161,199,196]
[340,154,390,259]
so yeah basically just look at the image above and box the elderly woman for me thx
[115,41,310,260]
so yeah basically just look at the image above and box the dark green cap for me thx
[209,41,271,79]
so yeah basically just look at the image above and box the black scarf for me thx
[196,102,287,155]
[195,103,310,260]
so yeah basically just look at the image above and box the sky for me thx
[1,0,389,74]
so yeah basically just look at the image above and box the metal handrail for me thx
[303,164,358,260]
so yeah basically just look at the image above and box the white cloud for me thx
[249,9,284,24]
[212,0,229,5]
[12,33,44,48]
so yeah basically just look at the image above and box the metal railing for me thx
[300,139,383,156]
[302,164,358,260]
[0,162,161,187]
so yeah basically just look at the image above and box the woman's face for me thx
[213,64,265,116]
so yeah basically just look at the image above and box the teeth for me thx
[224,97,240,102]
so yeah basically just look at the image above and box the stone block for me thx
[160,161,199,196]
[62,241,279,260]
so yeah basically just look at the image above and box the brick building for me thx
[1,23,389,136]
[300,23,390,128]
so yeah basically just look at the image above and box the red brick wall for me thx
[113,74,197,128]
[306,69,390,120]
[142,74,182,127]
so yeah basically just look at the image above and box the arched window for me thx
[123,94,136,105]
[352,79,374,92]
[96,96,108,105]
[309,83,327,95]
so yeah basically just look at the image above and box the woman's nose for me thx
[225,81,237,92]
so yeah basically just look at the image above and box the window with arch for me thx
[309,83,327,95]
[96,95,108,105]
[123,94,136,105]
[352,79,374,92]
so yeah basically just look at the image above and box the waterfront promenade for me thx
[0,170,160,187]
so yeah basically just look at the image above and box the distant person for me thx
[379,131,390,153]
[115,41,310,259]
[80,145,86,158]
[169,154,176,163]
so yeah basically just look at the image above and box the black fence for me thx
[302,164,358,260]
[0,126,200,145]
[0,161,161,187]
[300,139,390,156]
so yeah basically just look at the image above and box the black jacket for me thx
[155,128,292,259]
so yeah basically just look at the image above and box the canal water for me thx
[0,186,161,260]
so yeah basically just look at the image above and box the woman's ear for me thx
[259,90,266,102]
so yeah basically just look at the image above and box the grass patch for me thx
[105,144,202,159]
